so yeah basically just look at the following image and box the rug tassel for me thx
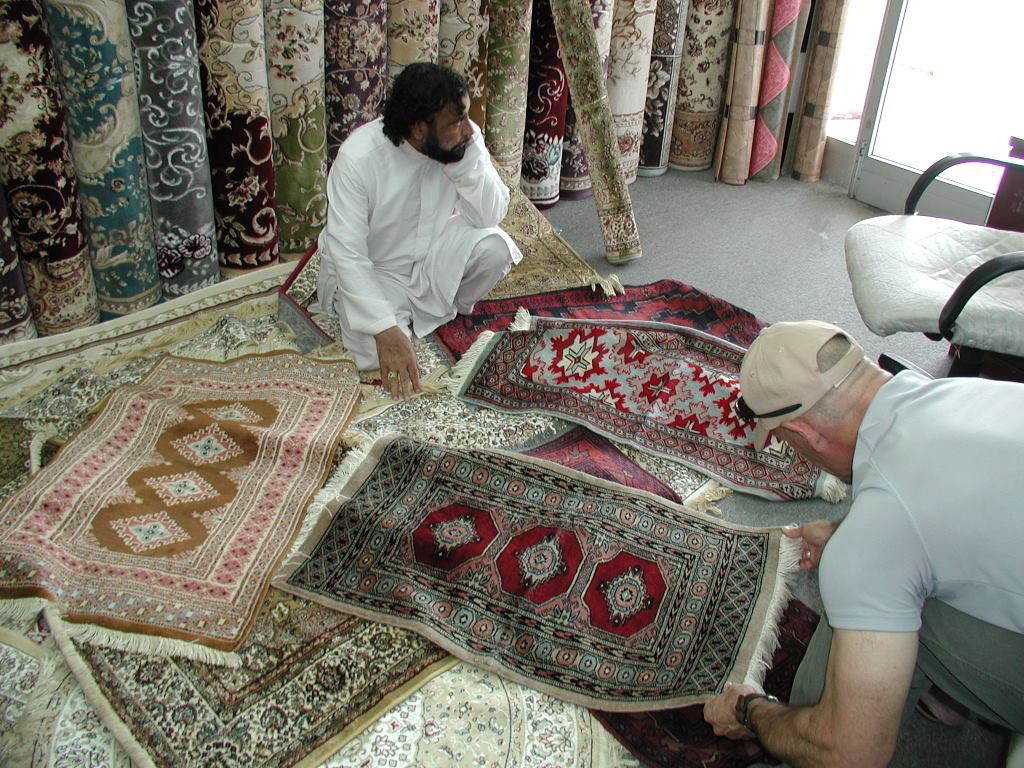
[44,607,161,768]
[445,331,497,396]
[418,365,450,395]
[742,534,803,689]
[0,597,49,630]
[287,433,376,562]
[3,641,64,767]
[820,472,848,503]
[589,273,625,297]
[28,422,60,476]
[508,307,535,332]
[52,613,242,668]
[338,429,370,451]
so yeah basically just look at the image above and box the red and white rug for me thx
[451,313,845,503]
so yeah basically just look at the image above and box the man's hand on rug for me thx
[782,520,839,571]
[703,682,761,740]
[375,326,421,400]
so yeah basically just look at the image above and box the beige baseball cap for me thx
[739,320,866,449]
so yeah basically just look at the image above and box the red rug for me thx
[453,315,843,502]
[523,426,682,504]
[435,279,765,361]
[593,598,820,768]
[276,434,799,711]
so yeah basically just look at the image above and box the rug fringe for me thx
[54,616,242,668]
[509,307,535,332]
[286,433,376,564]
[44,607,160,768]
[683,481,732,517]
[590,273,625,297]
[338,429,371,451]
[446,331,497,396]
[278,434,396,583]
[0,597,49,630]
[27,421,59,476]
[2,639,63,768]
[820,472,849,503]
[742,533,803,690]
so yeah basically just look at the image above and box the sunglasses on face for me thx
[735,396,802,423]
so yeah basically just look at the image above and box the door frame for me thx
[843,0,992,223]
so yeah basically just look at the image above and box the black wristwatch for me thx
[735,692,780,733]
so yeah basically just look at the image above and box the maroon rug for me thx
[520,0,569,208]
[523,426,682,505]
[593,598,820,768]
[435,279,764,361]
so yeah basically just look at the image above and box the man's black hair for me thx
[381,63,469,146]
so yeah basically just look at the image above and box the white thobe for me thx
[315,118,523,354]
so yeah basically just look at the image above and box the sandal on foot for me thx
[916,689,968,727]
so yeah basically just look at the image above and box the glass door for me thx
[850,0,1024,221]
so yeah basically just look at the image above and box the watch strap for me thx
[735,692,780,733]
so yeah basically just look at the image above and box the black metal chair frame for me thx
[879,154,1024,378]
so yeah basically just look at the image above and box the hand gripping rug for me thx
[592,598,821,768]
[0,351,361,654]
[275,433,801,711]
[451,314,845,503]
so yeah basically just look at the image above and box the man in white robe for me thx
[316,62,523,398]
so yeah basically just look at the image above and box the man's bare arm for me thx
[706,628,918,768]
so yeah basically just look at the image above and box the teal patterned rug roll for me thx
[45,0,162,319]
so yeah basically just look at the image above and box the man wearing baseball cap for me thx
[703,320,1024,766]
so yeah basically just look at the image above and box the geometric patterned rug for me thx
[276,434,800,711]
[47,590,450,768]
[453,314,844,502]
[0,352,361,653]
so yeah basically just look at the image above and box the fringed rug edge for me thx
[273,436,811,712]
[44,607,160,768]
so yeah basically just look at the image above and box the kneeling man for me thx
[316,62,522,398]
[704,320,1024,766]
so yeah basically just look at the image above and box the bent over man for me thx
[704,320,1024,767]
[316,62,522,398]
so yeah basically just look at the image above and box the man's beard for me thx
[422,128,470,164]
